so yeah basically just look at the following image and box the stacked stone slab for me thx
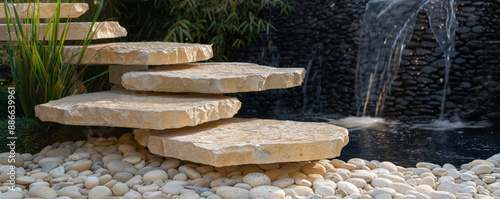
[22,3,349,167]
[0,3,127,40]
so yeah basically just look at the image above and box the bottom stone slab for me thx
[140,118,349,167]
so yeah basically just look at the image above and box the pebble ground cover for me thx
[0,133,499,199]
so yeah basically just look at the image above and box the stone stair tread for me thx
[135,118,349,167]
[0,22,127,41]
[64,42,213,65]
[0,3,88,19]
[121,62,306,93]
[35,90,240,130]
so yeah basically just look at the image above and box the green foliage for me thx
[0,46,12,84]
[3,0,105,117]
[110,0,298,61]
[0,117,48,154]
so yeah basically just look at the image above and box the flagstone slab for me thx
[35,90,241,130]
[121,63,306,93]
[0,3,88,19]
[109,65,149,85]
[140,118,349,167]
[64,42,213,65]
[0,22,127,41]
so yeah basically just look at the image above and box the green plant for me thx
[0,117,48,154]
[112,0,298,61]
[0,46,12,85]
[3,0,104,117]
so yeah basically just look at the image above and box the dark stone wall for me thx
[231,0,500,121]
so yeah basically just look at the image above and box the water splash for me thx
[328,116,400,130]
[410,120,493,131]
[355,0,456,119]
[328,116,492,131]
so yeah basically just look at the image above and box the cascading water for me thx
[355,0,456,119]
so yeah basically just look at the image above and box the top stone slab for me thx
[0,22,127,41]
[140,118,349,167]
[0,3,88,19]
[64,42,213,65]
[35,90,241,130]
[121,63,306,93]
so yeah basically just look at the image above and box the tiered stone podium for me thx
[14,3,349,167]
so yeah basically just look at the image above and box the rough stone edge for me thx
[63,42,213,65]
[121,64,307,93]
[143,119,349,167]
[34,92,241,130]
[0,21,127,41]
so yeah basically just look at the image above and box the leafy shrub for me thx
[0,46,11,84]
[108,0,298,61]
[0,117,48,154]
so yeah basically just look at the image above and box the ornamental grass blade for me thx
[4,0,105,117]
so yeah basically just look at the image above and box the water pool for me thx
[284,116,500,167]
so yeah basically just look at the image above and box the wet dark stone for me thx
[458,46,471,52]
[461,7,476,12]
[472,1,484,6]
[404,110,419,116]
[459,27,471,33]
[422,66,438,73]
[412,108,436,113]
[472,25,483,33]
[403,49,414,56]
[392,81,403,86]
[427,101,442,106]
[392,87,404,92]
[460,82,472,88]
[467,41,483,47]
[416,48,432,55]
[417,76,433,83]
[421,41,438,48]
[454,58,467,64]
[404,90,417,97]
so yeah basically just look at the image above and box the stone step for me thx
[120,62,306,93]
[64,42,213,65]
[0,22,127,41]
[134,118,349,167]
[35,90,241,130]
[0,3,88,19]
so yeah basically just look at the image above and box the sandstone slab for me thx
[0,3,88,19]
[143,118,349,167]
[109,65,149,85]
[0,22,127,41]
[35,90,241,130]
[64,42,213,65]
[121,62,306,93]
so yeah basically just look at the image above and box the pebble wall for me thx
[231,0,500,121]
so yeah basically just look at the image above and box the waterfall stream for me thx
[355,0,456,119]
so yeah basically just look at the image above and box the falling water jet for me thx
[426,0,456,120]
[355,0,456,119]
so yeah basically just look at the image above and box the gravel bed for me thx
[0,133,499,199]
